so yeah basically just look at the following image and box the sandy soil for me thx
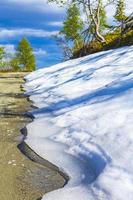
[0,73,65,200]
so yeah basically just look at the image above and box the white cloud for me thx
[0,44,15,54]
[0,28,59,39]
[48,21,63,27]
[0,44,47,62]
[34,48,47,56]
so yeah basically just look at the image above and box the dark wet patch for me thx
[0,73,67,200]
[18,140,69,187]
[0,112,31,118]
[0,93,28,98]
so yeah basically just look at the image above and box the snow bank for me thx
[24,46,133,200]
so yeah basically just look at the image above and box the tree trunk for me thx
[95,25,106,43]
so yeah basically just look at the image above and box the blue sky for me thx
[0,0,65,68]
[0,0,132,69]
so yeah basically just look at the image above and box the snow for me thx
[24,46,133,200]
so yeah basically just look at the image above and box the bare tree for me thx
[54,35,73,59]
[123,12,133,33]
[49,0,115,43]
[77,0,115,43]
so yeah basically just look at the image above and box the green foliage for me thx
[0,47,9,70]
[49,0,132,59]
[114,0,127,22]
[99,0,108,33]
[16,38,36,71]
[59,3,84,58]
[0,47,5,61]
[10,58,20,72]
[0,47,6,68]
[106,29,133,48]
[73,29,133,58]
[0,39,36,72]
[61,4,84,42]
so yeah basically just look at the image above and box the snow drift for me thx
[24,46,133,200]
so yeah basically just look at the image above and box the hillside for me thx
[24,46,133,200]
[73,29,133,58]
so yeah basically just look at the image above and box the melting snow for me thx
[24,46,133,200]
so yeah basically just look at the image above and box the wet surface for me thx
[0,73,65,200]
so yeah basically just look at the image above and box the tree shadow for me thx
[32,77,133,116]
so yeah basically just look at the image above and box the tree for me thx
[61,4,83,46]
[114,0,126,23]
[10,58,20,72]
[0,47,5,67]
[49,0,112,43]
[0,47,8,69]
[54,35,73,59]
[123,14,133,33]
[0,47,5,61]
[82,0,110,43]
[114,0,127,34]
[16,38,36,71]
[99,0,108,33]
[59,3,84,58]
